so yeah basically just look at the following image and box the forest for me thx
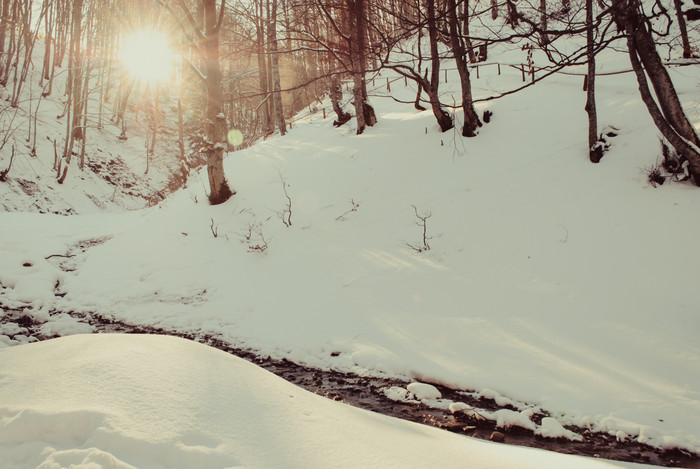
[1,1,700,468]
[0,0,699,204]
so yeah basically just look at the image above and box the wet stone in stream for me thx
[1,310,699,468]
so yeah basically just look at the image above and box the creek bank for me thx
[1,309,699,468]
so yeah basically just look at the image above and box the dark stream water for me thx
[1,308,699,468]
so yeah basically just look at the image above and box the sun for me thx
[119,30,174,84]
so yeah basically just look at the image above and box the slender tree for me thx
[585,0,599,163]
[611,0,700,183]
[446,0,480,137]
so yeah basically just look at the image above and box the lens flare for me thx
[227,129,244,147]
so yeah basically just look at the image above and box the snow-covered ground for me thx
[1,34,700,467]
[0,333,662,468]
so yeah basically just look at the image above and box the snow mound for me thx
[0,334,655,469]
[536,417,584,441]
[407,382,442,400]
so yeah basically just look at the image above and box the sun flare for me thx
[119,30,174,83]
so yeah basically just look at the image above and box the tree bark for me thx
[461,0,477,63]
[446,0,480,137]
[539,0,549,45]
[612,2,699,147]
[330,73,351,125]
[585,0,599,163]
[256,1,272,137]
[626,35,700,183]
[672,0,692,59]
[425,0,453,132]
[69,0,84,142]
[203,0,234,204]
[0,0,10,72]
[347,0,376,135]
[268,0,286,136]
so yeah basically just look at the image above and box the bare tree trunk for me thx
[69,0,84,142]
[612,2,699,147]
[268,0,286,135]
[203,0,234,204]
[347,0,376,135]
[672,0,692,59]
[330,73,351,125]
[626,37,700,183]
[461,0,476,63]
[178,98,186,180]
[425,0,453,132]
[446,0,480,137]
[539,0,549,45]
[42,0,54,83]
[256,1,272,136]
[2,1,17,86]
[357,0,376,129]
[612,0,700,183]
[585,0,599,163]
[0,0,10,71]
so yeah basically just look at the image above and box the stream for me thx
[1,308,699,468]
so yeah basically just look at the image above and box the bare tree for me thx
[585,0,599,162]
[201,0,235,203]
[610,0,700,183]
[446,0,480,137]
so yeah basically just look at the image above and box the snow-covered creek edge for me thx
[1,308,698,468]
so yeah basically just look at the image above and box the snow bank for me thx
[0,334,656,469]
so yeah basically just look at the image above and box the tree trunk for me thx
[330,73,351,125]
[347,0,375,135]
[585,0,599,163]
[178,98,187,181]
[425,0,453,132]
[2,1,17,86]
[461,0,477,63]
[672,0,692,59]
[268,0,286,136]
[612,1,700,147]
[203,0,234,204]
[626,35,700,183]
[42,0,54,83]
[446,0,480,137]
[612,0,700,183]
[256,1,272,137]
[69,0,84,141]
[0,0,10,71]
[539,0,549,45]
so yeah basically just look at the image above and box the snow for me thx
[491,409,538,432]
[407,382,442,400]
[1,26,700,467]
[537,417,584,441]
[0,334,658,469]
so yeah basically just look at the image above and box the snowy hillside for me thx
[1,20,700,469]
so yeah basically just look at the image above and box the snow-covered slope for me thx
[1,36,700,464]
[0,333,660,469]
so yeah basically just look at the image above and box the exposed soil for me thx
[1,309,699,468]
